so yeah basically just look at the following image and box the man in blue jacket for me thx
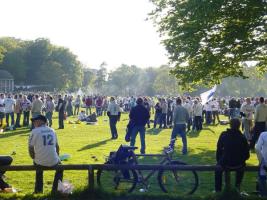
[129,98,150,154]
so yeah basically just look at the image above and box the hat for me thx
[136,97,143,105]
[31,115,47,123]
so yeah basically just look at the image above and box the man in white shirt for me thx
[3,94,15,128]
[183,100,193,131]
[192,99,203,131]
[107,97,121,139]
[28,115,63,193]
[255,132,267,196]
[240,98,255,141]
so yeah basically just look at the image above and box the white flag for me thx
[200,85,217,105]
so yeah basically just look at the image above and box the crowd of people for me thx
[1,92,267,195]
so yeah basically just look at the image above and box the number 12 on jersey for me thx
[42,134,54,146]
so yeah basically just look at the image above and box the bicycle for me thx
[96,144,199,195]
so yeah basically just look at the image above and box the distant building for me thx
[0,70,14,92]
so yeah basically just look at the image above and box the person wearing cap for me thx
[28,115,63,193]
[107,97,121,139]
[129,97,150,154]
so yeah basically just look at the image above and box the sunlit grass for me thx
[0,112,259,198]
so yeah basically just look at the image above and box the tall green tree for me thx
[94,63,107,93]
[150,0,267,89]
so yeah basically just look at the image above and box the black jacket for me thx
[129,104,150,127]
[216,128,250,167]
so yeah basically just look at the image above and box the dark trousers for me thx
[167,111,173,125]
[154,113,161,128]
[194,116,202,130]
[23,111,30,126]
[215,165,244,192]
[160,113,167,128]
[206,111,212,124]
[74,105,80,115]
[34,163,63,193]
[58,112,64,129]
[251,122,266,148]
[15,113,21,127]
[5,112,14,127]
[109,115,118,138]
[0,156,13,190]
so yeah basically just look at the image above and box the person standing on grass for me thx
[44,95,55,127]
[143,98,151,128]
[160,98,168,129]
[31,95,43,130]
[192,99,203,131]
[255,131,267,196]
[154,101,162,128]
[21,95,31,127]
[4,94,15,129]
[252,97,267,149]
[129,98,150,154]
[0,94,5,129]
[57,95,66,129]
[240,97,254,142]
[14,94,23,128]
[169,98,189,155]
[107,97,121,139]
[215,118,250,192]
[28,115,63,194]
[74,95,81,115]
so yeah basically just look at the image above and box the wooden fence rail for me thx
[0,164,260,192]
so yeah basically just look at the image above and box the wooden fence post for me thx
[88,166,94,191]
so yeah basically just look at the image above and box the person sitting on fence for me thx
[28,115,63,194]
[255,131,267,196]
[215,118,250,192]
[0,155,13,191]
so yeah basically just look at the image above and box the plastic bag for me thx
[57,180,74,194]
[59,154,70,161]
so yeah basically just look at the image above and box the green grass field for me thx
[0,111,260,199]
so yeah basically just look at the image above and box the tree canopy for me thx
[149,0,267,89]
[0,37,83,90]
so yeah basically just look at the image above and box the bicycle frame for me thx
[132,151,174,189]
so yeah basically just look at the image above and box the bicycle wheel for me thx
[158,160,198,195]
[97,168,138,193]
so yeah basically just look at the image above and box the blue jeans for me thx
[45,112,53,127]
[170,124,187,154]
[109,115,118,138]
[130,125,146,154]
[160,113,167,128]
[258,160,267,196]
[154,113,161,128]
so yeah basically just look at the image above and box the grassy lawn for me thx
[0,111,260,199]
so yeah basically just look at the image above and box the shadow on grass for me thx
[146,128,163,135]
[78,139,113,151]
[187,130,201,138]
[0,128,30,139]
[202,127,216,134]
[0,188,222,200]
